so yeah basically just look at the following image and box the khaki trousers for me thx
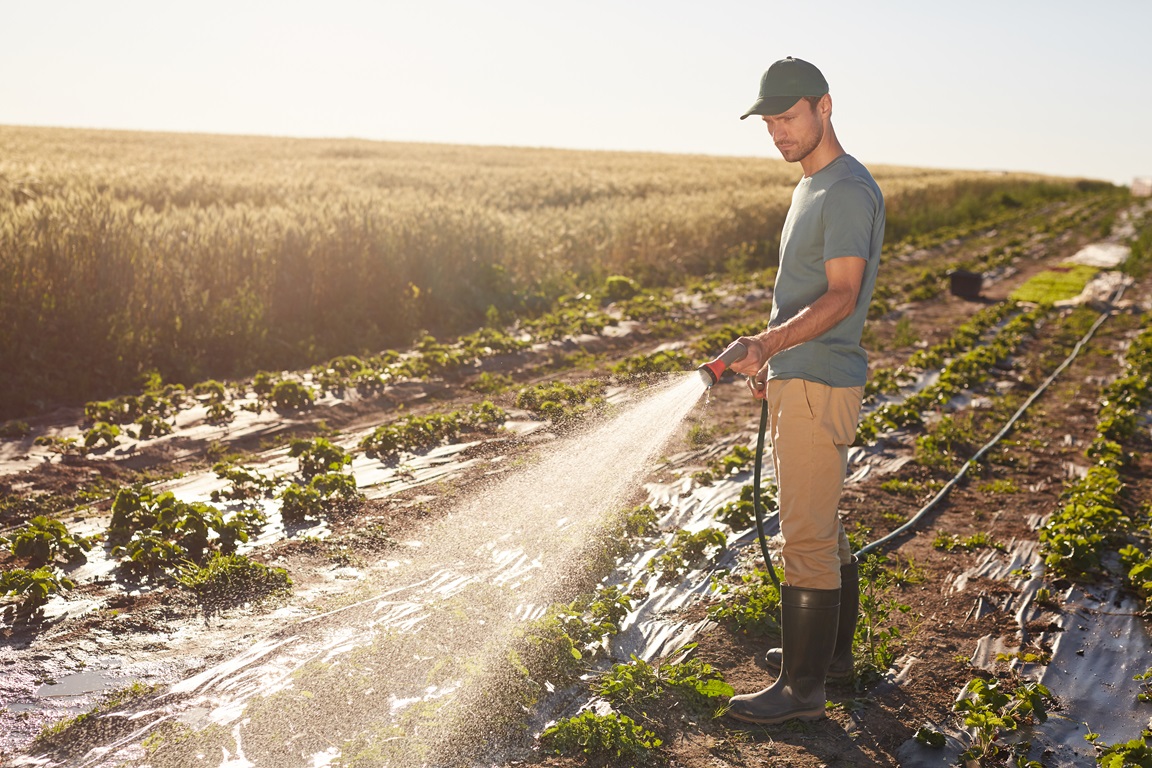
[766,378,863,590]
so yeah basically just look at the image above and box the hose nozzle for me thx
[697,341,748,387]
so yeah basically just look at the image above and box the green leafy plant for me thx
[539,710,661,759]
[1089,729,1152,768]
[692,444,757,485]
[713,481,777,531]
[603,274,640,302]
[522,304,615,343]
[1133,667,1152,704]
[646,527,727,583]
[210,461,277,502]
[0,567,75,622]
[933,531,1006,553]
[978,478,1020,494]
[954,677,1053,764]
[270,379,315,411]
[611,349,693,378]
[469,371,514,395]
[1009,262,1099,304]
[108,486,267,576]
[112,530,189,578]
[707,565,783,635]
[995,643,1052,667]
[517,585,634,686]
[33,435,84,458]
[1040,460,1127,577]
[5,516,97,565]
[880,477,944,498]
[83,421,120,450]
[359,402,507,462]
[595,643,734,717]
[278,472,363,523]
[514,379,606,424]
[135,413,173,439]
[0,420,31,438]
[915,725,946,748]
[176,552,292,611]
[288,437,352,479]
[856,554,914,680]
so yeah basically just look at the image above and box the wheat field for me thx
[0,125,1111,416]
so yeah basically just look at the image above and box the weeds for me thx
[707,566,783,636]
[856,554,914,681]
[540,710,662,759]
[595,643,734,717]
[933,531,1006,553]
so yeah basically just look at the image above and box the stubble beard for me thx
[777,121,824,164]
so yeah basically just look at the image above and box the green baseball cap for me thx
[740,57,828,120]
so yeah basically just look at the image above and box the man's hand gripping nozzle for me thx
[697,341,749,388]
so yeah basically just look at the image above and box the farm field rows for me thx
[1,128,1151,767]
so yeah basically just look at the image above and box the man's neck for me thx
[799,128,846,178]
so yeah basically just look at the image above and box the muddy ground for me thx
[1,196,1150,767]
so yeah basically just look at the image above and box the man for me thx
[725,56,885,725]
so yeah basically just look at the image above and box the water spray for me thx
[697,340,748,387]
[698,339,781,591]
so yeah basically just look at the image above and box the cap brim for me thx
[739,94,806,120]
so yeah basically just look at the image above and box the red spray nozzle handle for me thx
[697,341,748,386]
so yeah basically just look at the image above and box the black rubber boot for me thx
[763,559,859,682]
[727,585,839,725]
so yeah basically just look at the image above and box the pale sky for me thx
[3,1,1149,185]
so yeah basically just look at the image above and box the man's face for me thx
[761,97,823,163]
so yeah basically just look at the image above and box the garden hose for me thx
[745,286,1125,575]
[856,288,1125,558]
[752,398,782,591]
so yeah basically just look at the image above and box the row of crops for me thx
[0,125,1121,418]
[1,131,1146,764]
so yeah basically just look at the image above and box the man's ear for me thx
[819,93,832,118]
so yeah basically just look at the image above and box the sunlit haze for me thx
[2,0,1149,184]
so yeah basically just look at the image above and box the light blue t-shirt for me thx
[767,154,885,387]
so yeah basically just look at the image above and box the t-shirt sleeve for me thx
[822,177,879,263]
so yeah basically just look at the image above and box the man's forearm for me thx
[755,285,857,359]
